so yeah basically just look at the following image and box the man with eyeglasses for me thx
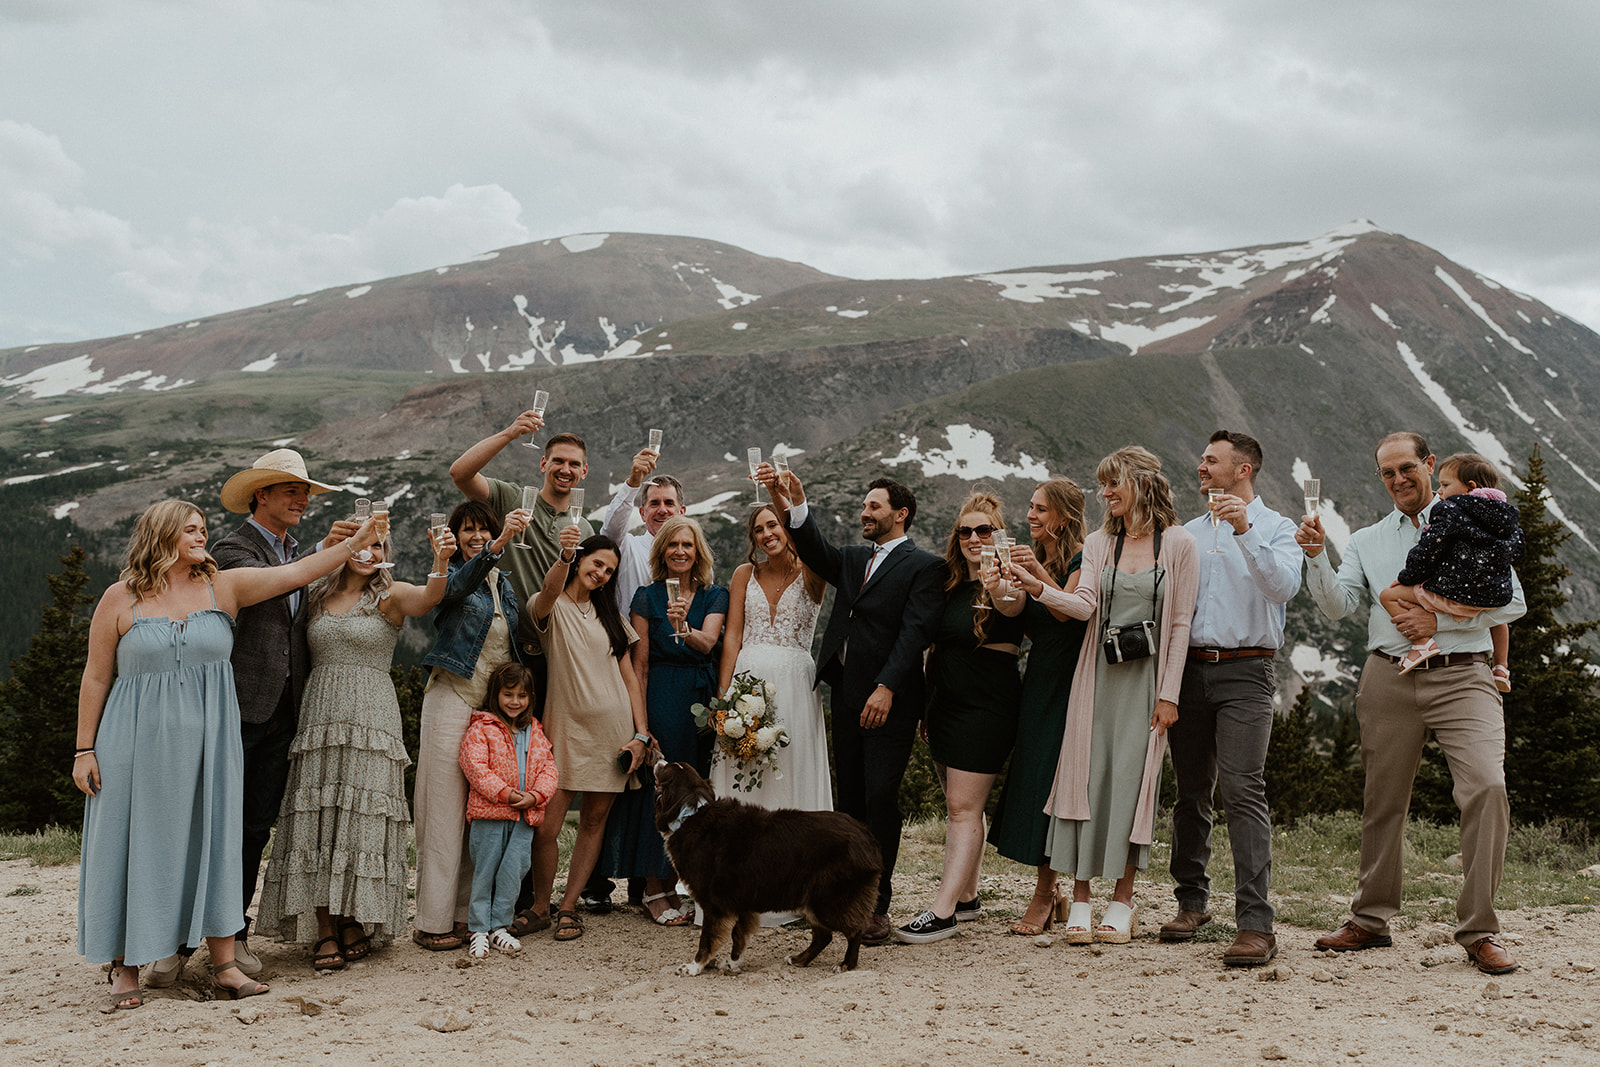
[601,449,688,613]
[1162,431,1301,966]
[1296,431,1524,974]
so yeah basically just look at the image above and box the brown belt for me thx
[1188,647,1276,663]
[1377,651,1491,669]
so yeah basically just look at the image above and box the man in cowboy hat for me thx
[209,449,352,974]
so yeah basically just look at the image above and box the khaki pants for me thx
[412,679,475,934]
[1351,654,1508,946]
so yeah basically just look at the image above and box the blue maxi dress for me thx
[77,600,245,965]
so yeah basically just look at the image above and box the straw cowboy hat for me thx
[221,449,340,514]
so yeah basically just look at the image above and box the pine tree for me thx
[1265,687,1362,823]
[1501,446,1600,827]
[0,546,96,832]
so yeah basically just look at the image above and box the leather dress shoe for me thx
[1222,930,1278,966]
[1158,909,1213,942]
[1465,935,1518,975]
[861,913,892,945]
[1314,920,1392,952]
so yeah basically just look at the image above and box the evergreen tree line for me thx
[3,448,1598,841]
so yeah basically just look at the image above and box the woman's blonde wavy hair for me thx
[940,488,1006,644]
[648,515,715,588]
[1096,445,1178,537]
[304,542,391,620]
[121,499,217,603]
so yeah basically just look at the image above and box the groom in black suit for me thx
[764,468,944,943]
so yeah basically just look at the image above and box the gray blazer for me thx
[213,521,311,725]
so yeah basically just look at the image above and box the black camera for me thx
[1103,620,1157,663]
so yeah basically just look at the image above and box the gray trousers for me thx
[1169,656,1276,933]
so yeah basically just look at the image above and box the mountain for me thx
[0,233,838,392]
[3,222,1598,696]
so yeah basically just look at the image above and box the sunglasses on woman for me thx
[956,524,997,540]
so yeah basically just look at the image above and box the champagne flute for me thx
[522,390,551,450]
[773,451,791,499]
[747,447,765,503]
[648,428,663,456]
[567,487,586,530]
[428,512,449,578]
[371,500,395,568]
[665,577,687,642]
[352,498,373,561]
[979,544,997,586]
[1303,478,1321,520]
[994,531,1018,602]
[1207,488,1225,554]
[513,486,538,549]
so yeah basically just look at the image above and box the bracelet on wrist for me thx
[560,552,577,564]
[632,732,651,745]
[74,749,94,758]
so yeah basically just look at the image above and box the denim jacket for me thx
[422,548,524,677]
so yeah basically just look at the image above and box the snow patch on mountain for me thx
[241,353,279,372]
[972,271,1115,303]
[882,424,1050,481]
[1093,316,1216,354]
[1434,268,1535,356]
[4,461,105,486]
[560,234,608,254]
[1392,340,1520,484]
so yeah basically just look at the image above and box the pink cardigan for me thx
[459,711,559,826]
[1038,526,1199,845]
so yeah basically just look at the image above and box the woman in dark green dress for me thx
[987,478,1089,935]
[894,490,1025,944]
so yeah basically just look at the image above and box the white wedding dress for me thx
[696,574,833,928]
[710,574,834,813]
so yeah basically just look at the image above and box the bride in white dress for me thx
[714,505,832,813]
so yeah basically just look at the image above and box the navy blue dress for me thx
[598,580,727,880]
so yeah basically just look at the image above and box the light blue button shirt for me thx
[1305,497,1526,656]
[1183,496,1302,649]
[245,516,303,616]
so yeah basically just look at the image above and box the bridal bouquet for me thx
[690,670,790,792]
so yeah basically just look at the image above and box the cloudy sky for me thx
[3,0,1597,349]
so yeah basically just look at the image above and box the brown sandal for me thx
[106,963,144,1011]
[552,909,584,942]
[210,960,270,999]
[411,928,466,951]
[509,907,551,937]
[311,935,346,971]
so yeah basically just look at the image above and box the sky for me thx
[3,0,1598,350]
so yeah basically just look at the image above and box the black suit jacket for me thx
[212,521,311,725]
[787,509,944,720]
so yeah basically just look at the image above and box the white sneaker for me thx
[468,931,490,959]
[232,938,263,976]
[489,928,522,952]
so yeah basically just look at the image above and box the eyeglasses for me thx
[1376,462,1424,482]
[956,524,997,540]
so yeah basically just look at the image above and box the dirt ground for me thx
[4,858,1597,1067]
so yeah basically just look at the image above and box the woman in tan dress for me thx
[527,530,651,942]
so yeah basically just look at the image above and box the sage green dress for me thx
[1044,564,1162,878]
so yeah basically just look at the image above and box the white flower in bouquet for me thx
[762,680,776,702]
[723,719,746,739]
[755,725,779,750]
[735,693,765,720]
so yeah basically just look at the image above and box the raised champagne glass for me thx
[1207,488,1225,554]
[648,428,663,456]
[747,447,765,503]
[513,486,538,550]
[428,512,449,578]
[995,531,1018,602]
[1303,478,1321,520]
[567,487,586,530]
[665,577,687,642]
[371,500,395,568]
[352,498,372,561]
[522,390,550,450]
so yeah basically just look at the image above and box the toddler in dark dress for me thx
[1379,453,1523,689]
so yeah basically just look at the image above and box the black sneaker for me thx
[892,910,959,944]
[953,897,982,921]
[579,891,614,915]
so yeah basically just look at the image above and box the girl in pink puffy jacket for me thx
[458,664,558,957]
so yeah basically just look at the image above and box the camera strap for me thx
[1104,527,1164,631]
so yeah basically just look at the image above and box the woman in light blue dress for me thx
[73,499,383,1009]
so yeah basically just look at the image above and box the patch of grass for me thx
[0,825,82,866]
[7,884,41,896]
